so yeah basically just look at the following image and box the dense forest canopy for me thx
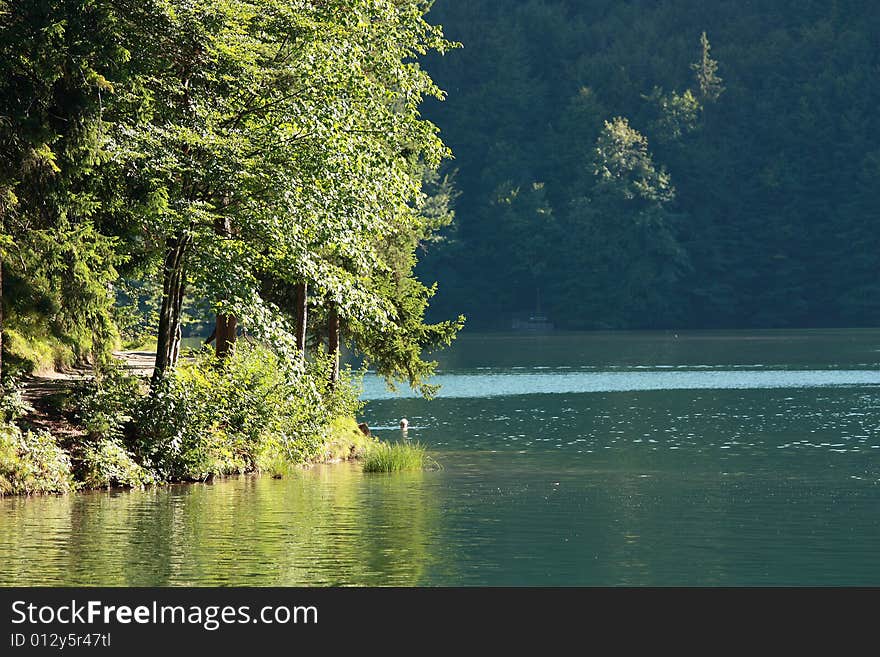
[417,0,880,329]
[0,0,462,387]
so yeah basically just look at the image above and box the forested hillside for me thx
[418,0,880,329]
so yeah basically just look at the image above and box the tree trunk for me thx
[215,314,237,358]
[295,282,308,359]
[170,263,186,366]
[328,303,340,387]
[153,69,196,383]
[213,215,236,359]
[0,255,4,382]
[153,233,190,383]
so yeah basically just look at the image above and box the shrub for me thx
[132,344,362,481]
[0,422,74,495]
[73,362,144,440]
[0,378,33,423]
[78,438,156,489]
[362,441,439,473]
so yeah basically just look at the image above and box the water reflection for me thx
[3,330,880,585]
[0,465,444,586]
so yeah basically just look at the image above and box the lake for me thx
[2,329,880,585]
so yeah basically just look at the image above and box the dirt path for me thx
[17,351,154,440]
[19,371,88,440]
[115,350,156,377]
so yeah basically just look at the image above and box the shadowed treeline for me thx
[419,0,880,330]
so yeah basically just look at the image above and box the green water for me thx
[3,329,880,585]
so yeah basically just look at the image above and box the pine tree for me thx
[691,32,724,104]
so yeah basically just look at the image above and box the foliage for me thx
[0,422,74,495]
[363,441,439,473]
[593,118,674,204]
[646,88,701,144]
[132,344,361,481]
[0,1,463,495]
[0,378,31,423]
[0,0,127,370]
[319,416,378,463]
[2,0,461,384]
[77,437,156,489]
[2,327,77,376]
[343,163,465,397]
[692,31,725,103]
[103,0,461,377]
[113,279,162,349]
[73,362,144,441]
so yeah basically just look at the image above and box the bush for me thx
[362,441,439,473]
[0,422,74,495]
[133,344,362,481]
[0,378,33,423]
[73,362,144,440]
[78,438,156,489]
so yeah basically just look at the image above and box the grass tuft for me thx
[362,441,439,473]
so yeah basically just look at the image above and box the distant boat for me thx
[511,287,555,331]
[511,315,555,331]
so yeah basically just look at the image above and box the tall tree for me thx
[0,0,127,375]
[556,117,686,328]
[691,32,724,104]
[109,0,457,383]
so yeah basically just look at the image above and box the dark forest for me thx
[418,0,880,329]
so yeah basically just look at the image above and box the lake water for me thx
[2,330,880,585]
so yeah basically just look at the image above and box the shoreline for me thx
[1,411,378,498]
[2,347,380,498]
